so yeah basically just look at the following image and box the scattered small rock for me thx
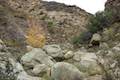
[64,51,74,59]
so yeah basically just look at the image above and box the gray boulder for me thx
[64,51,74,59]
[84,75,103,80]
[21,48,54,67]
[73,50,85,61]
[15,63,43,80]
[49,62,84,80]
[73,51,102,75]
[90,33,101,46]
[112,43,120,53]
[32,64,48,76]
[0,51,42,80]
[43,44,64,58]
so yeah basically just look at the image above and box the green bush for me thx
[88,10,113,33]
[72,31,92,46]
[72,10,113,46]
[88,12,104,33]
[48,21,54,28]
[47,21,56,34]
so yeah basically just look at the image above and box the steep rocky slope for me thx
[0,2,27,53]
[41,1,91,44]
[6,0,91,44]
[0,0,91,61]
[103,0,120,47]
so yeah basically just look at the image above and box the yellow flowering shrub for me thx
[26,16,46,48]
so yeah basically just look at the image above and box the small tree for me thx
[26,16,46,48]
[88,10,113,33]
[72,10,113,46]
[72,31,92,46]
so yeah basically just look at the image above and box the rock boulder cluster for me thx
[0,39,120,80]
[0,0,120,80]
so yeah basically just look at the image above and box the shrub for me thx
[88,10,113,33]
[47,21,55,34]
[72,31,92,46]
[41,15,48,20]
[88,12,105,33]
[26,16,46,48]
[48,21,54,28]
[72,10,113,46]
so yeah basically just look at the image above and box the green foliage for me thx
[47,21,56,33]
[41,15,48,20]
[88,10,113,33]
[72,31,92,46]
[48,21,54,28]
[72,10,113,46]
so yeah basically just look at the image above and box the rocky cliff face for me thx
[105,0,120,12]
[5,0,91,44]
[41,1,91,44]
[105,0,120,21]
[0,0,91,57]
[104,0,120,45]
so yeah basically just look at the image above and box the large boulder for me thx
[9,59,43,80]
[17,72,42,80]
[85,75,103,80]
[49,62,84,80]
[16,63,43,80]
[73,50,97,62]
[90,33,101,46]
[64,51,74,59]
[73,50,102,75]
[0,50,42,80]
[73,50,84,61]
[43,44,64,58]
[112,43,120,53]
[32,64,48,76]
[0,52,17,80]
[21,48,54,67]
